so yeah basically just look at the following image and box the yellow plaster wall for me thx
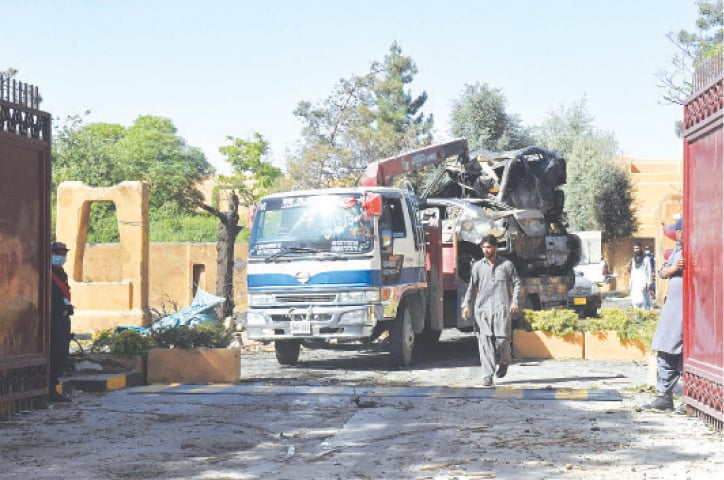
[56,180,250,334]
[605,158,682,303]
[56,181,150,333]
[80,242,248,317]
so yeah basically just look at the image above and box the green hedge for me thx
[521,309,580,337]
[520,308,660,346]
[90,322,233,355]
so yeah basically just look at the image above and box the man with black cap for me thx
[644,217,685,411]
[461,234,521,387]
[49,241,73,402]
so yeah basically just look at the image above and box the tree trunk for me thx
[215,192,242,319]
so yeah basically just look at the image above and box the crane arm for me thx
[360,138,470,186]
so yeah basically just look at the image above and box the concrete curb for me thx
[58,371,146,394]
[129,383,624,401]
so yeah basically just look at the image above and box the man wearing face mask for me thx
[50,241,73,402]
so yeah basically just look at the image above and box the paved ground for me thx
[1,330,722,479]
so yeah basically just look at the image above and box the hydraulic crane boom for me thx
[360,138,470,187]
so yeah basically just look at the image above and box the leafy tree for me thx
[658,0,723,105]
[197,133,281,318]
[537,99,637,242]
[217,133,282,207]
[114,116,212,211]
[52,116,282,318]
[52,115,214,242]
[372,42,434,152]
[450,82,535,152]
[287,42,433,189]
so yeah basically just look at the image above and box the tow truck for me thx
[242,139,579,366]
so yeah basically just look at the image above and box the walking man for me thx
[644,218,685,411]
[462,234,521,387]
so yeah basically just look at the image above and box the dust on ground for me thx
[1,331,722,480]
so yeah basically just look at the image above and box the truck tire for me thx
[390,307,415,367]
[275,340,301,365]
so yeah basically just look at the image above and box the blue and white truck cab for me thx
[241,187,428,366]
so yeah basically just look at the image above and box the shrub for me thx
[149,212,219,242]
[521,309,580,337]
[89,321,233,355]
[583,308,659,346]
[150,322,233,349]
[518,307,660,352]
[110,330,157,355]
[90,329,115,353]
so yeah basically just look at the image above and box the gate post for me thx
[682,56,724,429]
[0,76,52,417]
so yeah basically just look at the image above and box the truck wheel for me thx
[275,340,301,365]
[390,307,415,367]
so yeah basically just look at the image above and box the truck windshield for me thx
[249,194,375,257]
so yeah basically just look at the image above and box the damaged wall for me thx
[55,181,248,334]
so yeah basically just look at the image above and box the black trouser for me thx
[50,314,71,386]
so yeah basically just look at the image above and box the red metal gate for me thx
[0,77,52,418]
[683,57,724,429]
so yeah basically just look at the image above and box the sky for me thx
[3,0,699,173]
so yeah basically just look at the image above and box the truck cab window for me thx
[384,197,407,238]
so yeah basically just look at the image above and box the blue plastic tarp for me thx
[115,288,226,335]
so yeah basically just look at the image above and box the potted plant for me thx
[513,309,585,359]
[581,308,658,360]
[145,322,241,384]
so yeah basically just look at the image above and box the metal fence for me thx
[0,77,51,142]
[0,75,41,109]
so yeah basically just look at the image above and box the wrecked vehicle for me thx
[364,140,580,311]
[242,139,579,366]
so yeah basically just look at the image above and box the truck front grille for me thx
[275,294,336,303]
[271,314,333,322]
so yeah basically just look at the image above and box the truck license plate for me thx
[291,320,311,335]
[573,297,587,305]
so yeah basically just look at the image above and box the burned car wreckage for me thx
[407,141,581,292]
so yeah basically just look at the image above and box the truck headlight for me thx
[338,290,380,303]
[339,309,372,325]
[248,293,274,306]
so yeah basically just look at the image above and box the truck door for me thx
[379,194,421,285]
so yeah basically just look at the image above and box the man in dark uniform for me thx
[50,241,73,402]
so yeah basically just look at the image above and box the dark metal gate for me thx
[0,76,52,418]
[683,57,724,429]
